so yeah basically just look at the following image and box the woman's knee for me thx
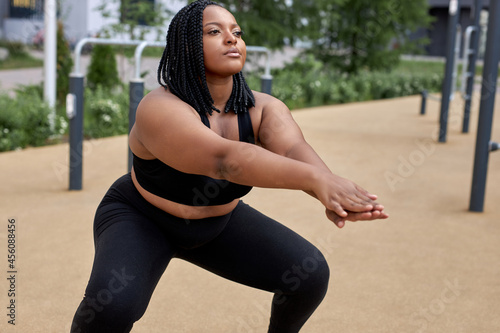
[71,292,142,333]
[71,271,148,332]
[280,249,330,296]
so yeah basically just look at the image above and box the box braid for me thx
[157,0,255,116]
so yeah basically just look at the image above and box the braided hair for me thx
[157,0,255,116]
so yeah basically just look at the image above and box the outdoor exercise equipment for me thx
[67,38,273,190]
[469,0,500,212]
[460,0,483,133]
[422,0,485,133]
[439,0,461,143]
[420,0,465,117]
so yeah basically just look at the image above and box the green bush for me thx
[0,85,66,152]
[0,40,28,57]
[246,55,443,110]
[86,44,120,91]
[57,21,74,105]
[83,85,130,138]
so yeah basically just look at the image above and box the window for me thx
[9,0,44,19]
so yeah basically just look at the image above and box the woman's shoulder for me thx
[137,87,197,117]
[252,90,289,112]
[140,87,187,107]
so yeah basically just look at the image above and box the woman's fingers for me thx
[325,208,389,228]
[325,209,346,228]
[340,195,374,212]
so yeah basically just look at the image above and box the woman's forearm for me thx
[218,141,321,193]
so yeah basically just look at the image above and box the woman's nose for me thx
[226,32,237,44]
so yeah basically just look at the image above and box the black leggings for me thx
[71,174,329,332]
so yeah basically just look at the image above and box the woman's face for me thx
[202,5,246,79]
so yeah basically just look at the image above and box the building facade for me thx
[0,0,187,46]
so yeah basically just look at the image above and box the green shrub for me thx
[83,85,130,138]
[246,56,443,110]
[57,21,74,105]
[0,85,66,152]
[0,40,28,57]
[86,44,120,91]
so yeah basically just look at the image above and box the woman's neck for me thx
[206,75,234,111]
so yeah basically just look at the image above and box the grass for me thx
[397,58,487,77]
[0,53,43,70]
[110,44,164,58]
[396,59,444,74]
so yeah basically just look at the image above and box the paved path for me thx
[0,94,499,332]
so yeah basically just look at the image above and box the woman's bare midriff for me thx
[131,168,239,220]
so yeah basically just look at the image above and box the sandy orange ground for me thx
[0,94,499,332]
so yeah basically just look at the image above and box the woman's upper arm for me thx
[258,96,307,156]
[133,94,228,178]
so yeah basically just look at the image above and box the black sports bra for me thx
[133,111,255,206]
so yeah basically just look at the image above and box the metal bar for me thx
[452,24,462,98]
[68,74,84,190]
[420,90,428,115]
[463,0,483,133]
[439,0,461,143]
[469,0,500,212]
[460,25,476,96]
[134,41,165,80]
[246,46,273,95]
[72,38,147,76]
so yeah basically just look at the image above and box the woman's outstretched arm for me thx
[256,92,388,227]
[134,91,380,218]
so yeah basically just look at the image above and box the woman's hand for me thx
[311,172,388,228]
[325,207,389,228]
[312,172,376,215]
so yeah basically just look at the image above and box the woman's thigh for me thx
[72,201,177,331]
[177,201,329,295]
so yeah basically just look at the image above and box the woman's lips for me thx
[224,48,241,57]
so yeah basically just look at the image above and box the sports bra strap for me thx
[237,111,255,144]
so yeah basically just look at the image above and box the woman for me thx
[71,1,388,332]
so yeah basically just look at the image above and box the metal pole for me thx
[439,0,461,142]
[463,0,483,133]
[127,41,164,171]
[68,74,85,190]
[469,0,500,212]
[246,46,273,95]
[44,0,57,129]
[261,74,273,95]
[420,90,428,115]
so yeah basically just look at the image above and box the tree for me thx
[197,0,314,49]
[199,0,431,74]
[95,0,172,40]
[301,0,432,74]
[86,44,119,91]
[56,21,73,105]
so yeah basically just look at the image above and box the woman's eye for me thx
[208,29,220,35]
[234,30,244,37]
